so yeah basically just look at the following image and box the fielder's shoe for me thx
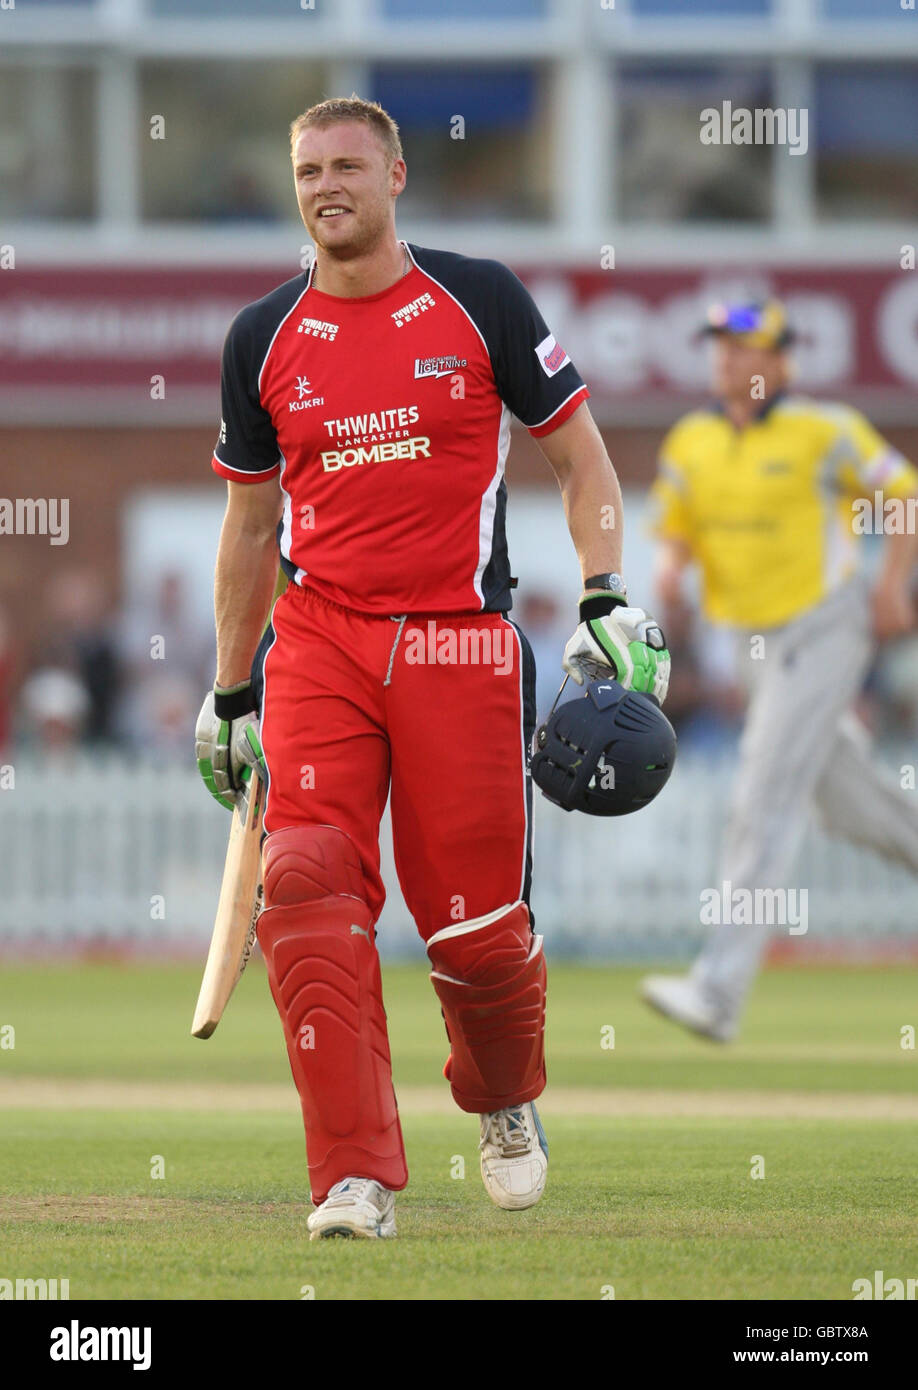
[640,973,738,1043]
[479,1102,549,1211]
[307,1177,396,1241]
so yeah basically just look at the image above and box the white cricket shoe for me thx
[307,1177,396,1241]
[641,973,737,1043]
[479,1102,548,1211]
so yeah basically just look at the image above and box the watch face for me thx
[598,574,626,595]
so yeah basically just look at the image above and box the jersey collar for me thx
[712,387,787,425]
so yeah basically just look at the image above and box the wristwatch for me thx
[583,572,627,601]
[580,572,628,622]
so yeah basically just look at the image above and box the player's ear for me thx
[390,158,407,198]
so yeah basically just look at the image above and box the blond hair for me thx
[289,96,403,165]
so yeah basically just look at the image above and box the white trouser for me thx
[691,578,918,1017]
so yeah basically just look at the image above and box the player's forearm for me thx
[877,519,918,587]
[555,449,624,582]
[655,538,693,604]
[214,518,279,688]
[539,406,624,581]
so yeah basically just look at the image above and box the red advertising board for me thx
[1,263,916,424]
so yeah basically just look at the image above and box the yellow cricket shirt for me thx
[648,393,918,628]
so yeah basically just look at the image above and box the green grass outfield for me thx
[1,961,916,1300]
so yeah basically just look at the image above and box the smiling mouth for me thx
[317,207,350,219]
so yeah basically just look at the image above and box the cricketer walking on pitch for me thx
[642,299,918,1043]
[195,97,670,1239]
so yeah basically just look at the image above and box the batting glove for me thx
[563,594,671,704]
[195,680,266,811]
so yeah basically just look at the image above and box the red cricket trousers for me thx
[253,581,536,937]
[250,581,544,1201]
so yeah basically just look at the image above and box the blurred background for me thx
[1,0,917,960]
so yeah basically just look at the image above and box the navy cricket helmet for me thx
[531,678,676,816]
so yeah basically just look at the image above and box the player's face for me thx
[711,336,784,401]
[292,122,406,258]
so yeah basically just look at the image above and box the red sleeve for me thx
[527,385,590,438]
[212,454,281,483]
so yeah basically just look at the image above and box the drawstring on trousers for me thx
[385,615,407,687]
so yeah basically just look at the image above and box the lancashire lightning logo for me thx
[295,376,313,399]
[414,355,467,380]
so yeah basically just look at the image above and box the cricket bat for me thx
[191,770,266,1039]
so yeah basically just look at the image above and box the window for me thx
[821,0,913,17]
[370,65,551,222]
[618,64,774,222]
[0,66,95,220]
[140,62,326,222]
[632,0,770,14]
[383,0,547,15]
[815,64,918,219]
[152,0,327,13]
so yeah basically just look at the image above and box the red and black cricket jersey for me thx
[212,242,589,615]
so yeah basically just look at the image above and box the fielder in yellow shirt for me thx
[642,299,918,1040]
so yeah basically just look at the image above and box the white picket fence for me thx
[0,751,914,959]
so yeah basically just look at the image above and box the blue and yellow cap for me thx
[701,298,795,350]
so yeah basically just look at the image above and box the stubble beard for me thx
[308,197,391,265]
